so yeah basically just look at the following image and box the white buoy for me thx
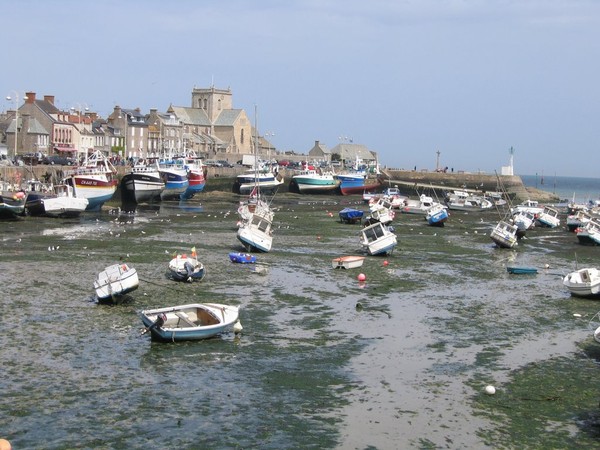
[485,385,496,395]
[573,313,582,318]
[233,321,243,334]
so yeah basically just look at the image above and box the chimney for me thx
[44,95,55,105]
[26,92,36,104]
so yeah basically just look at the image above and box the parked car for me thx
[42,155,76,166]
[203,159,222,167]
[217,160,233,168]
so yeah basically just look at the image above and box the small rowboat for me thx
[168,255,206,282]
[140,303,240,342]
[332,255,365,269]
[506,266,538,275]
[229,252,257,264]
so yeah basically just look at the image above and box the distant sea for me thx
[520,174,600,204]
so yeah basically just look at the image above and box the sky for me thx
[2,0,599,177]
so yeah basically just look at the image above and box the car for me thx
[217,160,233,168]
[42,155,76,166]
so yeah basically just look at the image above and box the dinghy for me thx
[94,263,139,303]
[140,303,240,342]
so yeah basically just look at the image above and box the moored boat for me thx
[360,221,397,256]
[339,207,364,224]
[140,303,240,342]
[158,158,189,200]
[491,220,519,249]
[289,168,340,194]
[229,252,257,264]
[121,159,165,204]
[168,251,206,282]
[0,191,26,219]
[94,263,139,303]
[25,183,88,218]
[426,203,449,227]
[332,255,365,269]
[506,266,538,275]
[180,156,206,199]
[233,169,284,195]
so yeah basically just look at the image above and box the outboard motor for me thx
[141,313,167,335]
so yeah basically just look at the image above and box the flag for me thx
[191,246,197,258]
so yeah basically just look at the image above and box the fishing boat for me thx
[25,183,88,218]
[506,266,538,275]
[63,150,118,211]
[332,255,365,269]
[121,159,165,204]
[367,197,395,225]
[336,173,382,196]
[168,251,206,282]
[180,155,206,199]
[158,157,189,200]
[360,221,397,256]
[426,203,449,227]
[563,267,600,298]
[289,168,340,194]
[94,263,139,303]
[229,252,257,264]
[490,220,519,249]
[140,303,240,342]
[339,207,364,224]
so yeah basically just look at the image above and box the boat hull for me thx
[140,303,240,342]
[94,264,139,302]
[332,255,365,269]
[121,173,164,204]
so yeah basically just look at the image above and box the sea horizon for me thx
[520,173,600,203]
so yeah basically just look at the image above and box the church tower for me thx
[191,86,233,122]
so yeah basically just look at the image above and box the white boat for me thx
[332,255,365,269]
[511,199,544,215]
[563,267,600,298]
[233,169,284,195]
[121,159,165,204]
[140,303,240,342]
[360,221,397,256]
[63,150,118,211]
[490,220,518,249]
[400,194,438,215]
[94,263,139,303]
[368,197,396,225]
[536,206,561,228]
[446,192,493,212]
[566,209,594,232]
[237,193,274,224]
[237,208,273,252]
[168,254,206,282]
[25,184,88,217]
[576,219,600,246]
[511,210,536,235]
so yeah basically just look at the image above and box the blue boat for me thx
[506,266,538,275]
[229,252,257,264]
[339,207,364,224]
[426,204,449,227]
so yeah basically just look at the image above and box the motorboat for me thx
[25,183,88,217]
[426,203,449,227]
[535,206,561,228]
[360,221,397,256]
[563,267,600,298]
[490,220,518,249]
[140,303,240,342]
[168,253,206,282]
[332,255,365,269]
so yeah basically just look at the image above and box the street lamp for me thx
[265,131,275,163]
[6,92,27,161]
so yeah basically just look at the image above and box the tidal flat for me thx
[1,192,599,449]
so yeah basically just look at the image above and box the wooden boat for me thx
[168,253,206,282]
[229,252,257,264]
[491,220,519,249]
[332,255,365,269]
[506,266,538,275]
[360,221,397,256]
[563,267,600,298]
[338,207,364,224]
[140,303,240,342]
[94,263,139,303]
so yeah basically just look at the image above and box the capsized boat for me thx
[94,263,139,303]
[332,255,365,269]
[140,303,240,342]
[563,267,600,298]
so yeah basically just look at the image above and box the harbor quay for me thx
[1,164,559,203]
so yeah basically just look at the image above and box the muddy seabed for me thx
[2,192,600,449]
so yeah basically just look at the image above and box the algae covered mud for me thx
[1,192,599,449]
